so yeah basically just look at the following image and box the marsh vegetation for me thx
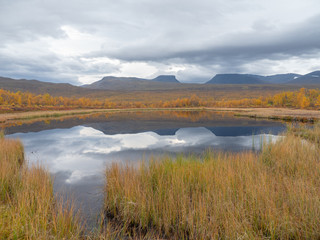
[1,117,320,239]
[0,134,83,239]
[103,128,320,239]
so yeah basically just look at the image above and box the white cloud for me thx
[10,126,280,183]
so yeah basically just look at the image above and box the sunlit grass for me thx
[0,135,83,239]
[104,132,320,239]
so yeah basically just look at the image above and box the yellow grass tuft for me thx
[0,135,83,239]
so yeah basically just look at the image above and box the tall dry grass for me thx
[0,135,83,239]
[288,121,320,145]
[104,132,320,239]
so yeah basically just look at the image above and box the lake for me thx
[5,110,286,229]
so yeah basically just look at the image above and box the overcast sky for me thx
[0,0,320,84]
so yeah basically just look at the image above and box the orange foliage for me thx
[0,89,115,111]
[1,88,320,112]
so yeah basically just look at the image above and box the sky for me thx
[0,0,320,85]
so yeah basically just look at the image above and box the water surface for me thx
[5,110,286,228]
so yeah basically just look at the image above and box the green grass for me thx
[0,135,83,239]
[104,132,320,239]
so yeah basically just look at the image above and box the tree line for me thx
[0,88,319,111]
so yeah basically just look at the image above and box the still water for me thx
[5,110,286,228]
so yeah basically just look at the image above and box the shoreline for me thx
[208,107,320,122]
[0,107,319,124]
[2,109,320,238]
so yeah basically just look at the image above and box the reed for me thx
[0,135,83,239]
[104,132,320,239]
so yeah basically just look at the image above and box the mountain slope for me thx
[260,73,301,84]
[0,77,92,96]
[206,74,266,84]
[83,75,181,90]
[286,71,320,84]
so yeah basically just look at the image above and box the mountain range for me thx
[82,71,320,89]
[0,71,319,96]
[206,73,306,84]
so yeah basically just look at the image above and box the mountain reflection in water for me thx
[5,111,286,229]
[10,126,280,184]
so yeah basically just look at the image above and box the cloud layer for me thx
[1,0,320,84]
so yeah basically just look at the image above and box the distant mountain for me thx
[0,76,91,96]
[206,74,266,84]
[83,75,181,90]
[82,76,145,89]
[260,73,302,84]
[206,73,305,84]
[1,70,320,98]
[152,75,180,83]
[286,71,320,84]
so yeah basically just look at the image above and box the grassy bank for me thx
[2,107,320,127]
[0,135,83,239]
[0,108,209,124]
[214,107,320,123]
[0,109,113,123]
[104,130,320,239]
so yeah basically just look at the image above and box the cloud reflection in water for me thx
[9,126,279,184]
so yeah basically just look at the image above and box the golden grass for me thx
[0,135,83,239]
[218,107,320,122]
[104,132,320,239]
[288,121,320,144]
[0,108,112,123]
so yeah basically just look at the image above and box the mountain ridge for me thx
[0,70,320,96]
[82,75,181,90]
[0,76,93,96]
[206,73,305,84]
[286,71,320,84]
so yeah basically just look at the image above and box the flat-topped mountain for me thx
[152,75,179,83]
[82,75,181,90]
[206,74,266,84]
[1,70,320,97]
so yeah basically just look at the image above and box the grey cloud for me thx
[0,50,119,85]
[105,13,320,65]
[0,53,80,84]
[1,0,320,83]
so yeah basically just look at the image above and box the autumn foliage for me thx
[0,89,116,111]
[1,88,320,112]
